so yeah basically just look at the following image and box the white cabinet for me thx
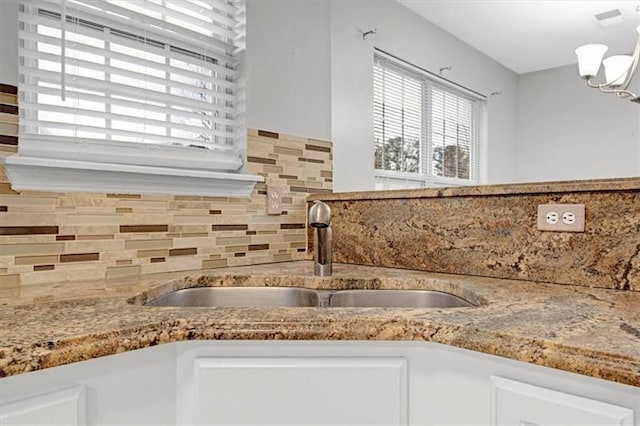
[490,376,635,426]
[0,386,85,425]
[0,343,176,425]
[1,341,638,426]
[190,357,407,425]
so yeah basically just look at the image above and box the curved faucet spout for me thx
[309,201,332,277]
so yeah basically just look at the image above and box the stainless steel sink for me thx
[144,287,474,309]
[146,287,319,307]
[328,290,473,308]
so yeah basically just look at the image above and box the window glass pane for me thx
[374,62,422,174]
[431,87,473,180]
[373,54,484,188]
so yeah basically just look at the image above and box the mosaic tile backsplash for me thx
[0,84,332,290]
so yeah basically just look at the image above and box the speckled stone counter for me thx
[1,261,638,387]
[309,178,640,291]
[313,177,640,201]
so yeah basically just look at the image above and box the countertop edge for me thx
[1,262,638,388]
[2,318,638,387]
[306,177,640,202]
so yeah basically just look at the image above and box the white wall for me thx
[2,0,636,189]
[516,64,640,182]
[246,0,332,142]
[330,0,519,192]
[0,0,19,85]
[0,0,333,142]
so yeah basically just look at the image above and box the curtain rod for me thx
[374,48,487,100]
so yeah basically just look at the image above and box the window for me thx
[373,53,486,190]
[6,0,261,196]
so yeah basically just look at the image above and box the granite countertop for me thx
[0,261,638,387]
[308,177,640,201]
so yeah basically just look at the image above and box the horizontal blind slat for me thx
[21,68,234,114]
[21,118,232,146]
[167,0,238,26]
[21,101,231,136]
[20,48,235,102]
[20,84,234,125]
[33,0,236,53]
[18,15,237,80]
[118,0,237,40]
[20,85,234,126]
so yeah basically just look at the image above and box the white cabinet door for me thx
[490,376,634,425]
[192,357,408,425]
[0,386,85,425]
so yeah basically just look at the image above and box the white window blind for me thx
[374,53,486,189]
[18,0,245,171]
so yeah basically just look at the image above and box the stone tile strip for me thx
[120,225,169,233]
[280,223,305,229]
[0,84,19,152]
[247,156,276,165]
[0,84,18,95]
[0,226,59,235]
[33,265,55,271]
[60,253,100,263]
[305,144,332,153]
[169,248,197,256]
[212,225,249,231]
[257,130,279,138]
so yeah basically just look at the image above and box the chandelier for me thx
[575,25,639,104]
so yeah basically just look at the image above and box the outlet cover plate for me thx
[537,204,585,232]
[266,186,283,215]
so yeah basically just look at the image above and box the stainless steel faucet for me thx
[308,200,332,277]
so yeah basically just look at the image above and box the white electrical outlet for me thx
[546,211,559,224]
[562,211,576,225]
[537,204,585,232]
[266,186,283,215]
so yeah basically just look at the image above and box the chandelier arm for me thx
[586,78,604,89]
[578,26,640,104]
[586,77,638,98]
[615,89,638,99]
[599,86,623,94]
[618,38,640,92]
[586,78,620,92]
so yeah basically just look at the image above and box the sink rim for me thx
[327,289,475,308]
[140,286,477,309]
[144,286,321,308]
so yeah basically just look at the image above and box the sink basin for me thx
[146,287,319,307]
[144,287,474,309]
[328,290,473,308]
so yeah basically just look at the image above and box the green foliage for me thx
[433,145,469,179]
[375,136,419,173]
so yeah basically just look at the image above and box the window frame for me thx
[373,52,486,190]
[4,0,262,197]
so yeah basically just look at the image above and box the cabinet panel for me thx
[193,357,407,425]
[490,376,634,425]
[0,386,85,425]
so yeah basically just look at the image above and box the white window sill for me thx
[2,156,264,197]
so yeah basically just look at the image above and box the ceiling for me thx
[398,1,640,74]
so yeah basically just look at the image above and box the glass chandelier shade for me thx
[574,25,640,104]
